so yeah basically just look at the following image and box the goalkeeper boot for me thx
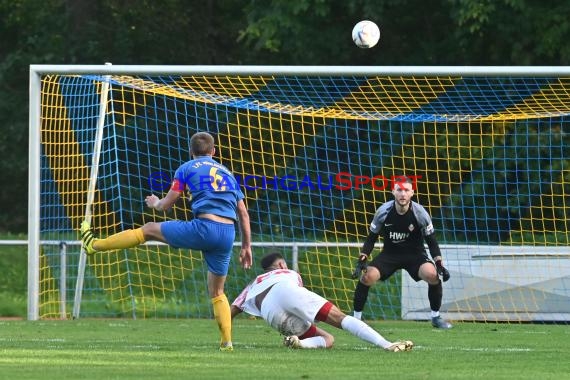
[219,342,234,352]
[385,340,414,352]
[80,221,97,255]
[283,335,301,349]
[431,316,453,329]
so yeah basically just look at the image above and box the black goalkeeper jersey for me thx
[369,200,435,255]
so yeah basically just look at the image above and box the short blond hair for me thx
[190,132,215,156]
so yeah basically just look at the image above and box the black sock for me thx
[353,281,370,312]
[428,281,443,312]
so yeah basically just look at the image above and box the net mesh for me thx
[37,72,570,322]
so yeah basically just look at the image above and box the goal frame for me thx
[28,65,570,321]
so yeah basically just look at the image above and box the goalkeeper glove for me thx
[351,254,369,279]
[435,260,450,282]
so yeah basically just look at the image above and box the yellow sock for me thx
[92,228,145,251]
[212,294,232,345]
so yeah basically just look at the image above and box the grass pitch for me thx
[0,318,568,380]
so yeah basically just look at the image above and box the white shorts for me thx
[260,281,328,336]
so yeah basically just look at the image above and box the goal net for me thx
[29,66,570,323]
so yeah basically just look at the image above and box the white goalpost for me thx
[71,67,112,320]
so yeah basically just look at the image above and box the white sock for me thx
[353,311,362,320]
[431,310,440,318]
[299,336,327,348]
[341,315,391,349]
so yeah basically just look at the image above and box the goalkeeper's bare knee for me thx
[360,266,381,286]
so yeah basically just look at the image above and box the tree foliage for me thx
[1,0,570,232]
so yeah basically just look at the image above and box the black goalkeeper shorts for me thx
[369,251,433,282]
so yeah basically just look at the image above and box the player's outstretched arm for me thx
[145,189,181,212]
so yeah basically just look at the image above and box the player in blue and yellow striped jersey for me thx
[81,131,252,351]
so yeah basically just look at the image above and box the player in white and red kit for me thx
[231,252,413,351]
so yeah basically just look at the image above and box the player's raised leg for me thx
[80,220,156,254]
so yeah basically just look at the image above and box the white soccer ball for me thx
[352,20,380,49]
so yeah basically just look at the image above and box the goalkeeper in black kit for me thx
[352,176,452,329]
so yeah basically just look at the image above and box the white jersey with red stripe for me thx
[232,269,303,317]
